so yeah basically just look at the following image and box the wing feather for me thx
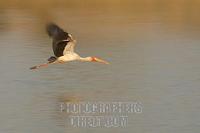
[46,23,70,57]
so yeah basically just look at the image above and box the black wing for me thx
[46,23,70,57]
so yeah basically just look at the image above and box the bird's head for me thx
[90,56,109,64]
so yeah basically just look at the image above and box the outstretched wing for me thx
[46,23,70,57]
[63,41,76,55]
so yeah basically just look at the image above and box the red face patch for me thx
[91,57,96,62]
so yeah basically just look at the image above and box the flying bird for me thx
[30,23,109,70]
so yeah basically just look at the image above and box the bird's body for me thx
[58,51,80,62]
[30,23,109,70]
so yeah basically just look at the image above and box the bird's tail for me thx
[47,56,57,63]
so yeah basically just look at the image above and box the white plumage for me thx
[30,23,109,70]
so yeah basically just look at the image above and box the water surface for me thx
[0,0,200,133]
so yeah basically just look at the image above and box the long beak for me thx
[94,57,109,64]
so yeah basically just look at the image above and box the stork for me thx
[30,23,109,70]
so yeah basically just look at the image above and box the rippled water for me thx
[0,0,200,133]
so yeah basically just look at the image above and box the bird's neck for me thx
[79,57,92,62]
